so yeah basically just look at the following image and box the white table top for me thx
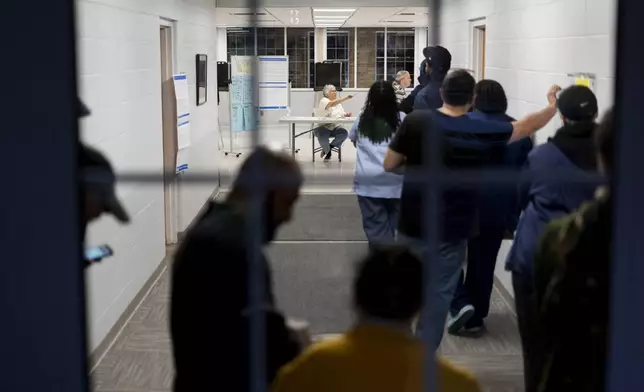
[279,116,357,124]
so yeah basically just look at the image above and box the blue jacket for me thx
[467,111,533,232]
[506,123,598,276]
[413,71,446,111]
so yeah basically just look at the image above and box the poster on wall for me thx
[173,73,191,172]
[230,56,257,132]
[257,56,289,110]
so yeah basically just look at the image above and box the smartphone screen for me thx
[84,245,113,262]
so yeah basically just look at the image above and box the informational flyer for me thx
[230,56,257,132]
[257,56,289,110]
[173,74,191,172]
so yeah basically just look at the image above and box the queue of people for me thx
[164,45,615,392]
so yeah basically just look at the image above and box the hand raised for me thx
[547,85,562,106]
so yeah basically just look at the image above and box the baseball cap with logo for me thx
[423,46,452,73]
[557,85,598,122]
[79,145,130,223]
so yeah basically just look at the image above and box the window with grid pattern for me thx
[376,28,416,86]
[257,27,285,56]
[326,29,351,88]
[226,28,255,59]
[286,28,314,88]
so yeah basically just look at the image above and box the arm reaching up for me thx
[509,85,561,142]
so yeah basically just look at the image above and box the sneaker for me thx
[447,304,475,334]
[462,319,485,335]
[323,150,332,162]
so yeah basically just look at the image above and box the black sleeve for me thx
[389,112,418,157]
[399,94,415,114]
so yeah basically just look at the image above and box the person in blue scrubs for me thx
[448,80,533,335]
[350,80,405,246]
[384,69,560,351]
[506,85,600,392]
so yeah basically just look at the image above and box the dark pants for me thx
[451,227,505,325]
[314,126,348,154]
[357,196,399,245]
[513,272,544,392]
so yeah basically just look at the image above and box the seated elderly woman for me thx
[392,70,411,104]
[314,84,354,161]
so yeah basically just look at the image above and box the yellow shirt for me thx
[272,324,481,392]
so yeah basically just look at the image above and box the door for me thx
[160,23,179,245]
[472,24,486,81]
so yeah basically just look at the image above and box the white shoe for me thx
[447,304,475,334]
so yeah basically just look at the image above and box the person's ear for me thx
[439,87,445,101]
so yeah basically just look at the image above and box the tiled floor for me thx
[90,151,525,391]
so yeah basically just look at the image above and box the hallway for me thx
[90,194,523,392]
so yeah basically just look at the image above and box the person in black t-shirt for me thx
[170,147,305,392]
[384,69,560,350]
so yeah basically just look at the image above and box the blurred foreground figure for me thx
[170,147,305,392]
[78,99,130,267]
[272,245,481,392]
[534,108,614,392]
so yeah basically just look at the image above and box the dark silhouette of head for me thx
[473,79,508,114]
[228,146,303,242]
[354,245,423,322]
[440,69,476,108]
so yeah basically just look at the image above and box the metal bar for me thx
[107,169,604,186]
[607,0,644,390]
[1,1,89,391]
[247,4,266,392]
[423,1,441,391]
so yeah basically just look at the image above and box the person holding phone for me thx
[314,84,353,162]
[78,100,130,267]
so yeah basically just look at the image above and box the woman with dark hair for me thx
[272,245,481,392]
[448,80,534,335]
[349,80,405,245]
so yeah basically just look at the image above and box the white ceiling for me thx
[215,7,430,28]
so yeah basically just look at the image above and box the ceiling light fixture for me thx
[313,8,355,12]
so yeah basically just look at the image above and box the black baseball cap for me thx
[78,97,91,118]
[79,145,130,223]
[423,46,452,73]
[557,85,598,122]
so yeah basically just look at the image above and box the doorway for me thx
[160,21,179,246]
[472,23,486,81]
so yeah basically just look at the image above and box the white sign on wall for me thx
[173,74,190,172]
[257,56,289,110]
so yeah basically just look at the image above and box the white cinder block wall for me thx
[76,0,219,350]
[439,0,617,296]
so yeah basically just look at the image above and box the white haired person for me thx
[392,70,411,104]
[314,84,353,161]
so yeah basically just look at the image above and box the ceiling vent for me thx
[232,12,267,16]
[397,12,416,16]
